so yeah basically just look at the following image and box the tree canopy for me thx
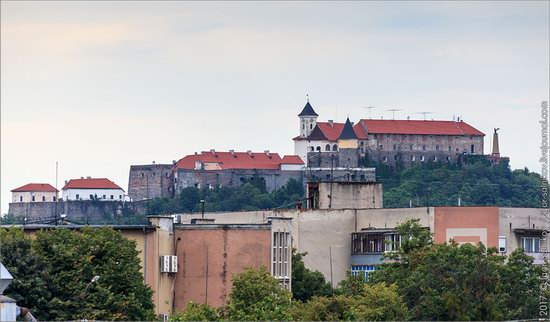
[0,227,155,321]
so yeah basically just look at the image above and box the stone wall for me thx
[128,164,174,201]
[175,169,303,193]
[8,200,149,223]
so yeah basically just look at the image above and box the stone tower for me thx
[338,117,359,168]
[298,100,318,138]
[492,128,500,157]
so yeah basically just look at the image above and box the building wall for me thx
[316,182,383,209]
[12,191,57,203]
[365,134,484,166]
[175,169,303,193]
[128,164,175,201]
[174,226,272,308]
[433,207,499,248]
[63,188,125,201]
[499,208,550,263]
[294,139,309,166]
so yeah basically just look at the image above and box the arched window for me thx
[332,144,338,151]
[316,146,321,152]
[310,124,313,129]
[310,146,315,152]
[325,144,331,151]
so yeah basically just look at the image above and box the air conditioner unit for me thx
[160,255,178,273]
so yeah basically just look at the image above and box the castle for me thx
[127,100,495,202]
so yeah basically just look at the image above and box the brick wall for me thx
[128,164,174,201]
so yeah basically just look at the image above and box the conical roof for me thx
[298,101,319,117]
[339,117,357,140]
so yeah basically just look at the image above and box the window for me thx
[310,147,314,152]
[53,196,56,201]
[272,231,291,289]
[446,156,451,162]
[436,145,439,151]
[421,156,425,162]
[42,196,45,202]
[351,233,385,254]
[19,196,23,202]
[110,195,114,199]
[90,194,94,199]
[411,155,416,161]
[141,173,144,178]
[325,144,331,151]
[76,194,80,200]
[102,195,106,199]
[384,233,401,252]
[351,265,376,280]
[32,196,35,202]
[310,124,313,129]
[410,144,413,150]
[383,156,388,162]
[393,144,396,150]
[316,146,321,152]
[521,237,541,253]
[499,236,506,253]
[471,144,475,153]
[448,146,452,151]
[302,124,305,129]
[433,156,438,162]
[119,195,122,200]
[152,173,156,177]
[394,155,398,161]
[332,144,338,151]
[422,145,426,151]
[379,144,383,150]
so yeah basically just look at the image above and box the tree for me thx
[170,302,220,321]
[291,249,333,301]
[225,266,292,320]
[368,219,544,321]
[0,227,155,321]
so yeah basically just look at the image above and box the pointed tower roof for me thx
[339,117,358,140]
[298,101,319,117]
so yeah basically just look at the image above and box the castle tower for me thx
[338,117,359,168]
[298,100,318,138]
[492,128,500,157]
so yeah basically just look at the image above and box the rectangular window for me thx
[422,145,426,151]
[499,236,506,253]
[76,194,80,200]
[90,194,94,199]
[19,196,23,202]
[42,196,45,202]
[379,144,383,150]
[448,146,452,151]
[32,196,35,202]
[393,144,396,150]
[411,155,416,161]
[384,233,401,252]
[351,265,376,280]
[394,155,398,161]
[119,195,122,200]
[410,144,413,150]
[421,156,425,162]
[436,145,439,151]
[102,195,106,199]
[471,144,475,153]
[383,156,388,162]
[111,195,114,199]
[521,237,541,253]
[53,196,56,202]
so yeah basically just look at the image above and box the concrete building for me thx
[11,183,58,203]
[307,181,383,210]
[8,215,292,316]
[62,177,125,201]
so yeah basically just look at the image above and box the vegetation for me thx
[369,219,548,321]
[291,249,333,301]
[224,266,293,321]
[361,156,545,208]
[148,178,304,214]
[0,227,155,321]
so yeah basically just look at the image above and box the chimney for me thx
[407,116,410,121]
[172,160,176,165]
[328,120,334,127]
[80,177,84,179]
[247,150,253,158]
[65,180,68,185]
[152,161,155,164]
[229,149,236,157]
[86,176,91,179]
[264,150,271,158]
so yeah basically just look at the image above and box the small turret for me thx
[298,100,318,138]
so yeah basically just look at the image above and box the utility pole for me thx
[201,200,205,219]
[329,246,334,288]
[426,187,431,214]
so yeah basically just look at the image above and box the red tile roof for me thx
[313,122,367,141]
[11,183,58,193]
[281,155,305,164]
[175,151,303,170]
[360,119,484,136]
[62,178,123,190]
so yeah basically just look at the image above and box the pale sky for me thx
[1,1,549,214]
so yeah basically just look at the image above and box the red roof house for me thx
[62,178,124,191]
[11,183,58,193]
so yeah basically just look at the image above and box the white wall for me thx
[63,188,125,201]
[12,191,57,203]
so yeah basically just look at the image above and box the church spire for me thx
[339,117,357,140]
[298,101,319,117]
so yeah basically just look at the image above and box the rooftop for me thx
[11,183,58,193]
[62,178,124,191]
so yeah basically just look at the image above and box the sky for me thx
[1,1,549,214]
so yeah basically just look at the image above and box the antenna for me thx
[360,106,375,119]
[306,93,309,102]
[386,108,402,120]
[416,112,434,121]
